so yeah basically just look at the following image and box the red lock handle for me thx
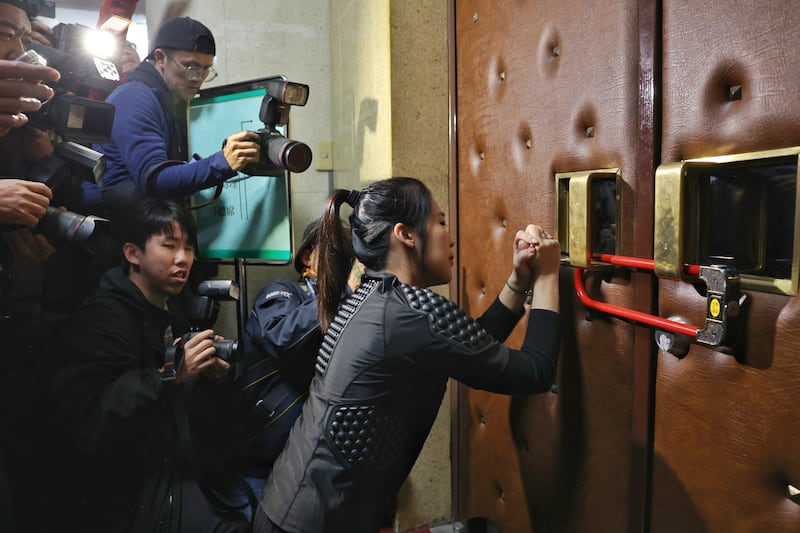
[573,253,702,339]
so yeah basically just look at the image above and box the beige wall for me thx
[329,0,393,190]
[149,1,451,530]
[329,3,453,528]
[387,2,452,529]
[329,2,451,525]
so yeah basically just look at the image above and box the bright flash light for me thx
[83,30,117,59]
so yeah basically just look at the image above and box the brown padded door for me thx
[653,1,800,531]
[453,0,653,531]
[454,0,800,532]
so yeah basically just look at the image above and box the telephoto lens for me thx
[36,207,110,247]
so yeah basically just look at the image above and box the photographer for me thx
[0,2,61,531]
[51,198,248,532]
[85,16,260,213]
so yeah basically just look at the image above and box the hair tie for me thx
[345,189,361,208]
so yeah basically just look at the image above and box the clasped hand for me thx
[510,224,561,289]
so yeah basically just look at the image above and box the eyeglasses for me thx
[165,54,217,82]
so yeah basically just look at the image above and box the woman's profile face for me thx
[420,199,454,287]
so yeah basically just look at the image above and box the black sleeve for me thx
[475,296,525,342]
[491,309,562,393]
[390,291,561,395]
[51,301,166,453]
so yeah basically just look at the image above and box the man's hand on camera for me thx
[30,20,55,48]
[0,179,52,227]
[174,329,231,384]
[222,131,261,172]
[0,60,59,137]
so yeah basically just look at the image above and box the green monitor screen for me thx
[187,76,292,262]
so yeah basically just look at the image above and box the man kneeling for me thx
[52,198,248,532]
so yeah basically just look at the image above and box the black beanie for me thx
[147,17,216,59]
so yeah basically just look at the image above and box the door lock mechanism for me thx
[696,265,740,346]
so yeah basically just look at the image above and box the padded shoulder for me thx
[327,404,407,469]
[399,284,493,351]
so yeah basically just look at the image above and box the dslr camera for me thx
[24,142,110,250]
[13,42,118,252]
[239,78,313,176]
[167,280,242,364]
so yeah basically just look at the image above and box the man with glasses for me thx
[88,16,260,216]
[88,16,260,367]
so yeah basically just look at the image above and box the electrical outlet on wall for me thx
[316,140,333,171]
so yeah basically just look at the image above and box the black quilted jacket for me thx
[259,270,561,533]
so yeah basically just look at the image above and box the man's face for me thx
[125,222,195,305]
[0,3,32,60]
[154,48,215,101]
[119,43,140,75]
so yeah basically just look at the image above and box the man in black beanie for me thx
[86,16,261,215]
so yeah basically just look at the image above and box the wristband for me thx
[505,279,532,296]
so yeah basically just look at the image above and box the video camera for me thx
[167,280,242,364]
[238,79,312,176]
[20,40,117,144]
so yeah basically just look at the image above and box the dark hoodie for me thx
[51,266,181,529]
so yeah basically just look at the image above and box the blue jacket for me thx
[238,276,321,478]
[85,61,237,207]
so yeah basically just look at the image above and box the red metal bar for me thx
[684,263,701,277]
[574,268,700,338]
[594,253,655,270]
[593,253,701,277]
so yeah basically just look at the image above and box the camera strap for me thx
[161,343,179,387]
[145,158,224,210]
[188,184,223,210]
[142,159,184,196]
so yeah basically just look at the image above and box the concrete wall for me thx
[388,2,451,529]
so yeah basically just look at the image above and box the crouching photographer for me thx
[51,198,250,532]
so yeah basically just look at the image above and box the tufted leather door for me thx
[452,0,800,532]
[453,0,654,531]
[650,2,800,532]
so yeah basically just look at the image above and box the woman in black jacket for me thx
[255,177,562,533]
